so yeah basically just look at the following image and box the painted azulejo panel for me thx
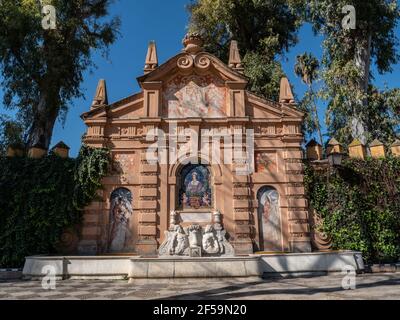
[108,188,134,253]
[179,165,212,210]
[258,187,282,251]
[163,75,227,118]
[113,153,135,174]
[255,152,277,173]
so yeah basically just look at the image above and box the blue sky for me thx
[1,0,399,156]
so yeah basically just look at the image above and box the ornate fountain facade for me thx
[71,34,311,257]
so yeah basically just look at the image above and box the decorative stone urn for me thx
[182,32,203,54]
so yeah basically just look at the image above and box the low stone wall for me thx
[23,256,131,280]
[256,251,364,277]
[129,257,260,279]
[0,269,22,280]
[366,264,400,273]
[22,251,365,280]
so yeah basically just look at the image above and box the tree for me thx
[304,0,400,145]
[0,115,24,156]
[294,53,324,146]
[0,0,120,149]
[187,0,303,101]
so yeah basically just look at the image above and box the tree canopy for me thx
[304,0,400,145]
[0,0,120,149]
[187,0,302,101]
[295,53,323,145]
[188,0,400,146]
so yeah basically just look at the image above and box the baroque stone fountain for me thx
[158,210,235,257]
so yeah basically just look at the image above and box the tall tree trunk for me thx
[27,91,59,150]
[352,34,372,145]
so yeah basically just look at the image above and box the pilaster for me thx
[136,139,159,255]
[284,149,311,252]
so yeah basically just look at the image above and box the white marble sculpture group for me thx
[158,211,235,257]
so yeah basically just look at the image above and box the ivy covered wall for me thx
[0,145,110,268]
[305,157,400,264]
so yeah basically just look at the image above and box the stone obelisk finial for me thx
[279,77,295,104]
[144,41,158,74]
[182,32,204,54]
[229,40,244,73]
[91,79,108,109]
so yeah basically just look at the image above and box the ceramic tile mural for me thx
[179,165,212,209]
[258,188,282,251]
[255,152,277,173]
[113,154,135,174]
[108,188,133,252]
[164,75,227,118]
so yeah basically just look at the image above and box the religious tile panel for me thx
[163,75,227,118]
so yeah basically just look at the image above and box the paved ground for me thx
[0,274,399,300]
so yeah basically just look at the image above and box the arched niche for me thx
[257,186,283,252]
[108,188,134,253]
[168,154,222,185]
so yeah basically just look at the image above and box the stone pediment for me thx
[81,81,303,124]
[82,35,303,123]
[138,51,248,119]
[137,51,248,84]
[246,92,304,120]
[81,93,144,120]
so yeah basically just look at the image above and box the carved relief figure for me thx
[175,226,190,255]
[159,225,189,256]
[258,187,282,251]
[158,223,234,257]
[216,229,235,256]
[164,75,227,118]
[108,188,133,252]
[158,229,175,256]
[202,225,221,254]
[188,225,202,248]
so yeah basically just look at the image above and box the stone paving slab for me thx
[0,274,399,300]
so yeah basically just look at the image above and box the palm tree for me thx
[295,53,324,147]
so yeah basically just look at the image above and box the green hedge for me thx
[305,157,400,263]
[0,145,110,268]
